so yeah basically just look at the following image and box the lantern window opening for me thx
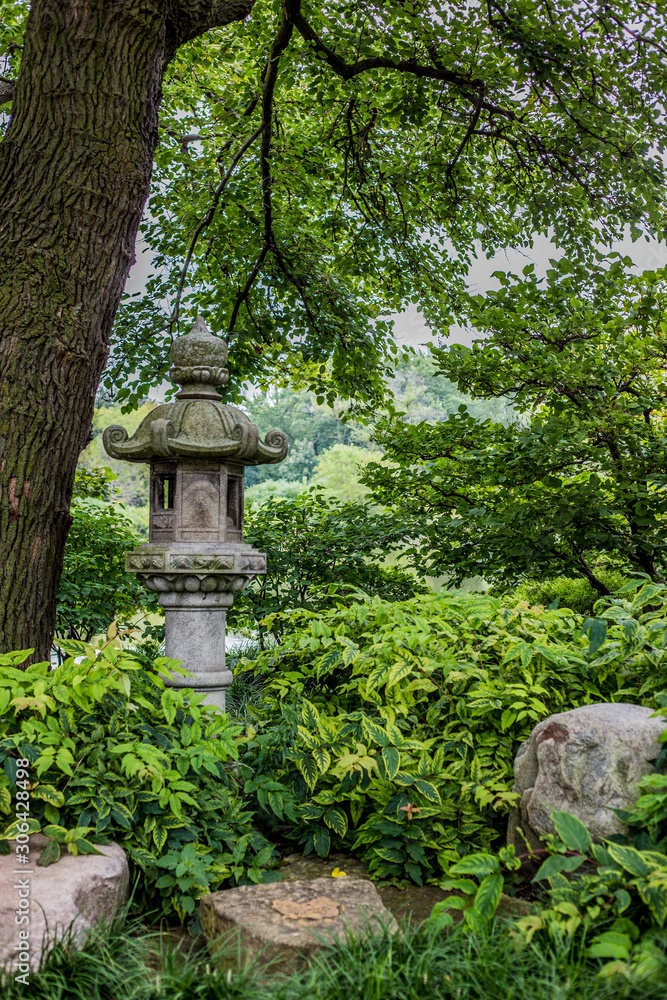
[227,476,243,529]
[154,472,176,511]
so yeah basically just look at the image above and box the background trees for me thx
[366,257,667,597]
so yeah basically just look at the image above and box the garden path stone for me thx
[276,851,530,923]
[0,833,129,970]
[508,702,665,858]
[199,876,397,971]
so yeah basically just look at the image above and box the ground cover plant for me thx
[4,912,667,1000]
[237,580,667,885]
[433,799,667,982]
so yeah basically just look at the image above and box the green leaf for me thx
[582,618,607,656]
[296,755,319,792]
[386,659,414,689]
[473,873,504,920]
[450,854,500,877]
[606,843,650,878]
[362,717,390,747]
[36,840,60,867]
[551,811,591,854]
[637,882,667,926]
[381,746,400,780]
[313,827,330,858]
[587,932,632,961]
[110,803,135,829]
[533,854,586,882]
[31,785,65,807]
[413,779,441,804]
[2,817,41,839]
[153,826,168,853]
[302,700,320,729]
[323,807,348,838]
[42,824,67,843]
[313,748,331,774]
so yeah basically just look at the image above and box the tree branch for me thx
[0,77,15,107]
[165,0,257,62]
[168,123,264,332]
[284,0,514,120]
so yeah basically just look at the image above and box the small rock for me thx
[508,702,665,857]
[199,877,398,971]
[0,834,129,970]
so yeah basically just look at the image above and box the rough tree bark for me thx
[0,0,254,660]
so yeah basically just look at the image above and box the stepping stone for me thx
[0,834,129,973]
[199,877,397,971]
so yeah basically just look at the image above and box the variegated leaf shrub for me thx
[0,636,278,922]
[240,583,666,884]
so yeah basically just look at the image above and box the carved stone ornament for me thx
[103,317,287,713]
[102,318,288,465]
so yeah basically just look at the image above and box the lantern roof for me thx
[102,319,288,465]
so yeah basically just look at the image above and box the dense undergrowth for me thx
[0,640,279,922]
[1,580,666,988]
[239,583,665,883]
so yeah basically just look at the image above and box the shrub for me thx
[228,490,426,644]
[56,467,158,642]
[239,584,665,885]
[0,637,278,922]
[435,806,667,983]
[512,561,629,617]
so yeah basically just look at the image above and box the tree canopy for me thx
[366,256,667,593]
[104,0,667,408]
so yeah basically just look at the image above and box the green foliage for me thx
[0,640,277,922]
[239,585,663,884]
[513,560,630,617]
[228,491,425,642]
[79,402,153,508]
[438,806,667,983]
[104,2,667,410]
[6,913,667,1000]
[55,490,157,642]
[310,444,384,502]
[369,259,667,593]
[615,697,667,853]
[389,351,511,426]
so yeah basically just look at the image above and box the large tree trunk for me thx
[0,0,253,660]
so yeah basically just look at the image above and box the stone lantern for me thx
[103,318,288,710]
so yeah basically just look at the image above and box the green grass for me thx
[5,916,666,1000]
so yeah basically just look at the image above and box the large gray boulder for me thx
[200,877,397,971]
[0,834,129,973]
[508,702,665,856]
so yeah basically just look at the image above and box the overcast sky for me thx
[390,230,667,350]
[125,227,667,360]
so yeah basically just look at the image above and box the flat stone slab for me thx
[199,877,397,971]
[0,834,129,971]
[276,851,530,924]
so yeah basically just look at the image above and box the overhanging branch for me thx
[284,0,514,120]
[165,0,257,61]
